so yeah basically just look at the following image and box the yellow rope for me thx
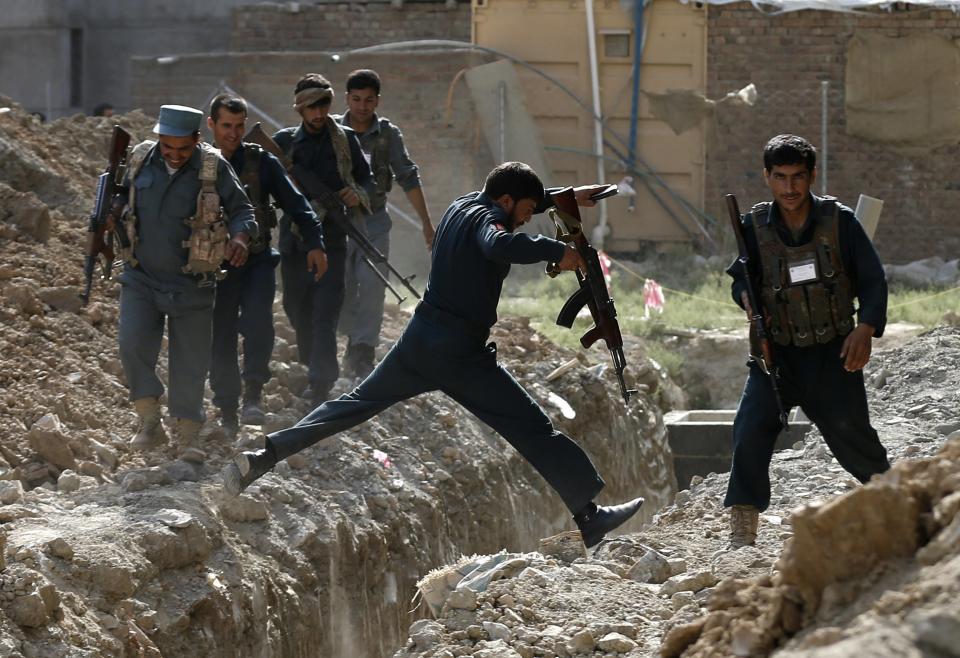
[888,285,960,309]
[606,255,741,309]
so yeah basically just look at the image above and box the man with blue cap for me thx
[115,103,256,465]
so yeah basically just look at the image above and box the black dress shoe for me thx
[221,446,277,496]
[574,497,645,548]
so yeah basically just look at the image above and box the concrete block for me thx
[665,409,811,489]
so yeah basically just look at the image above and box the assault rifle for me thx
[81,125,131,305]
[726,194,789,429]
[243,122,420,303]
[546,187,637,404]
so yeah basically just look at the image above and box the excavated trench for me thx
[0,317,678,657]
[0,104,679,656]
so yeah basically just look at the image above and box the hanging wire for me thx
[330,39,720,251]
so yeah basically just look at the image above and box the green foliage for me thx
[500,270,960,355]
[886,284,960,327]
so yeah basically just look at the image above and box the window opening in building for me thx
[70,28,83,108]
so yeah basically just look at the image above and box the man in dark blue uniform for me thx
[206,95,327,435]
[725,134,890,548]
[223,162,645,548]
[273,74,375,405]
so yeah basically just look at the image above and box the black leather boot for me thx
[221,443,277,496]
[350,344,376,379]
[219,406,239,439]
[574,497,645,548]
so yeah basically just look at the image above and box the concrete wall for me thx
[1,0,267,117]
[131,50,495,282]
[231,1,470,51]
[705,1,960,263]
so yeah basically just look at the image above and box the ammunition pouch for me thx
[240,143,276,255]
[752,197,856,348]
[371,120,392,208]
[181,144,227,282]
[249,205,277,254]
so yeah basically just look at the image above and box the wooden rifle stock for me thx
[547,187,636,404]
[725,193,789,429]
[81,125,131,305]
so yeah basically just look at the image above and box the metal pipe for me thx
[627,0,646,175]
[821,80,828,195]
[498,80,506,163]
[585,0,609,247]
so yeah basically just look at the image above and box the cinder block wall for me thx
[230,1,471,51]
[131,49,495,280]
[705,2,960,263]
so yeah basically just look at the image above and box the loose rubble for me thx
[0,103,676,656]
[390,328,960,658]
[2,100,958,658]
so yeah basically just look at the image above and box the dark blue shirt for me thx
[424,192,568,331]
[229,145,325,253]
[273,123,373,246]
[727,193,888,337]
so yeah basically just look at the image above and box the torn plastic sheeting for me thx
[846,32,960,155]
[643,84,756,136]
[681,0,960,13]
[416,551,518,616]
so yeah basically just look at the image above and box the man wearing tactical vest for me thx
[117,105,256,463]
[274,74,375,405]
[206,94,327,437]
[725,134,891,548]
[335,69,435,379]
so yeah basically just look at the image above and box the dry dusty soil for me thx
[1,102,958,658]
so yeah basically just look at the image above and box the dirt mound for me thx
[389,327,960,658]
[0,103,678,656]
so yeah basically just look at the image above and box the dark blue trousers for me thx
[724,337,890,511]
[280,232,347,393]
[210,249,279,410]
[267,308,606,514]
[118,274,214,422]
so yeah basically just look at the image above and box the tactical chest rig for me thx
[238,143,277,254]
[368,119,393,196]
[751,197,855,347]
[124,141,228,283]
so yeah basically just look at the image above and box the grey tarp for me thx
[846,32,960,155]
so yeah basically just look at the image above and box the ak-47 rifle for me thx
[546,187,637,404]
[726,194,789,429]
[81,125,131,305]
[243,122,420,303]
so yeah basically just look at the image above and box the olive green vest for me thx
[238,143,276,254]
[751,197,856,347]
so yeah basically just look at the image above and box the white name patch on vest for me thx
[788,258,818,285]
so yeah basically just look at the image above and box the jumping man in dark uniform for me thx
[206,94,327,435]
[725,134,890,548]
[223,162,644,548]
